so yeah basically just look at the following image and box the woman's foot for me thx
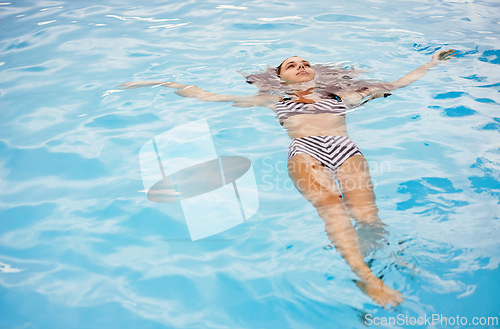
[356,276,404,308]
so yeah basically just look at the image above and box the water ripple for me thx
[1,0,499,328]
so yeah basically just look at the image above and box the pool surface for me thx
[1,0,499,328]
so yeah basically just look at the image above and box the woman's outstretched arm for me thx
[117,81,278,108]
[340,49,456,107]
[385,49,455,90]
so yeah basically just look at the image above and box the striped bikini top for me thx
[275,97,347,126]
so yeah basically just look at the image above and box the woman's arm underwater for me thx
[339,49,456,107]
[117,81,279,109]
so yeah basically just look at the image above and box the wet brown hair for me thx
[276,56,296,77]
[245,61,389,101]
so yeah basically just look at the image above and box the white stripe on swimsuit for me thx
[275,98,347,126]
[288,136,362,174]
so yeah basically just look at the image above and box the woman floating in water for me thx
[119,49,455,308]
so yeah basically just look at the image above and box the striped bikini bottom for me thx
[288,135,363,174]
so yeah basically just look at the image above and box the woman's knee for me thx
[345,201,381,224]
[309,190,345,211]
[291,174,344,209]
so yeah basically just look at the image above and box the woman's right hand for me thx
[117,81,163,89]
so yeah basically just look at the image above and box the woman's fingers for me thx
[430,49,456,65]
[438,49,456,61]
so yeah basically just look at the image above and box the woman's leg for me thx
[336,154,387,254]
[287,153,402,307]
[336,154,382,225]
[288,153,365,270]
[335,154,403,305]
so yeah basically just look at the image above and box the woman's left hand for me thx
[430,49,456,65]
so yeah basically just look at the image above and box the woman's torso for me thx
[274,97,349,140]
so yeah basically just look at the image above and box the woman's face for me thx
[278,56,315,84]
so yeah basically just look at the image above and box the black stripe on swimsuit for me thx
[288,135,362,174]
[275,99,347,126]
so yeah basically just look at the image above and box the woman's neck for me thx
[284,88,323,103]
[292,88,315,103]
[283,80,323,102]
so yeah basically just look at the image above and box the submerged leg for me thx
[336,154,388,254]
[336,154,381,225]
[287,153,403,307]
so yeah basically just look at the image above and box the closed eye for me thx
[284,60,310,70]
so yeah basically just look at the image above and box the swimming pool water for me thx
[1,0,499,328]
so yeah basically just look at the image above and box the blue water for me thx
[1,0,499,328]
